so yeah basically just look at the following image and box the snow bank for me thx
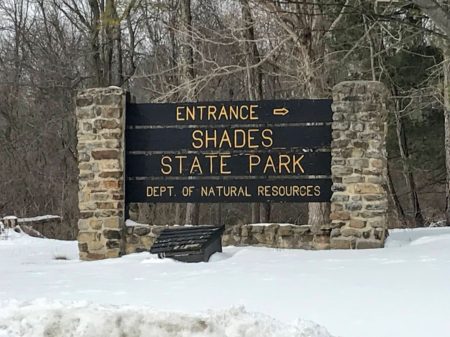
[1,227,450,337]
[0,300,332,337]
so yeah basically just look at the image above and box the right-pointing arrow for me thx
[273,107,289,116]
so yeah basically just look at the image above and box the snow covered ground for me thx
[1,227,450,337]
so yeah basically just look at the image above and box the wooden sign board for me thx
[125,100,332,203]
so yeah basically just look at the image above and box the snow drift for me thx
[0,300,332,337]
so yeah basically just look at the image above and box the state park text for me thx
[125,100,333,203]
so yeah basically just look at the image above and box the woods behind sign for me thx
[125,99,332,203]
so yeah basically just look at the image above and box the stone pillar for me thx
[75,87,126,260]
[329,81,389,249]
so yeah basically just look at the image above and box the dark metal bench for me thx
[150,225,225,262]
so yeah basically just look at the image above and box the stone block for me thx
[330,220,346,229]
[103,229,121,240]
[101,106,122,118]
[342,175,364,184]
[374,228,387,241]
[351,148,365,158]
[99,171,123,179]
[106,240,120,249]
[76,95,94,107]
[78,242,88,253]
[140,236,155,249]
[349,219,366,229]
[78,219,90,231]
[333,122,349,130]
[251,225,264,234]
[345,202,363,211]
[330,228,340,238]
[86,252,106,260]
[346,158,369,169]
[365,202,387,211]
[134,226,151,236]
[278,225,293,236]
[330,237,355,249]
[105,249,121,258]
[331,193,349,202]
[366,218,385,228]
[92,149,120,160]
[96,92,123,106]
[331,183,346,192]
[354,183,383,194]
[78,231,99,243]
[350,122,364,132]
[355,239,383,249]
[341,227,362,238]
[369,158,384,169]
[330,211,350,221]
[358,211,385,218]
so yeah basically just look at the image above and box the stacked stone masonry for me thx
[328,81,389,249]
[76,87,126,260]
[123,223,315,253]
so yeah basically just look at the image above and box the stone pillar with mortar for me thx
[75,87,126,260]
[329,81,389,249]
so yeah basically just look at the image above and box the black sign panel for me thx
[125,99,333,203]
[126,179,332,203]
[126,125,331,152]
[127,99,332,126]
[126,152,331,177]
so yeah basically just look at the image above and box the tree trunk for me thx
[174,204,182,225]
[387,161,408,228]
[444,45,450,224]
[251,203,260,223]
[179,0,199,225]
[308,203,330,233]
[185,202,200,225]
[393,100,425,227]
[241,0,267,223]
[260,203,271,223]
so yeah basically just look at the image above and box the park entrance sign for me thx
[125,99,333,203]
[75,81,390,260]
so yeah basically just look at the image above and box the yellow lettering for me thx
[192,130,203,149]
[229,105,239,120]
[220,154,231,174]
[197,105,206,120]
[293,155,305,173]
[249,105,258,120]
[218,129,232,148]
[249,155,261,173]
[186,106,195,120]
[234,129,246,148]
[218,106,229,120]
[314,185,321,196]
[160,156,172,175]
[174,155,187,174]
[261,129,273,148]
[240,105,249,120]
[263,155,276,174]
[205,129,217,148]
[247,128,258,149]
[205,154,217,174]
[190,156,203,174]
[176,107,185,121]
[208,106,217,120]
[278,155,291,174]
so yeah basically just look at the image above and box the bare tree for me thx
[180,0,200,225]
[411,0,450,223]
